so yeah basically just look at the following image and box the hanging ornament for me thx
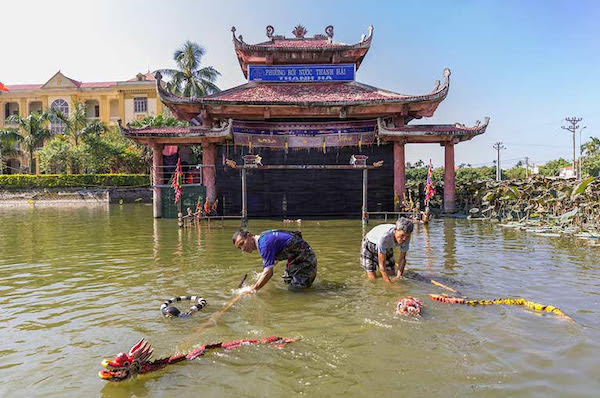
[358,135,362,152]
[322,137,326,154]
[284,138,289,154]
[249,137,253,152]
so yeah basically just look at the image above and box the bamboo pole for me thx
[179,275,248,350]
[430,279,458,293]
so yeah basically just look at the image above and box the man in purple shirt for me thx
[232,229,318,292]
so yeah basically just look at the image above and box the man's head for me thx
[394,218,414,245]
[232,229,255,253]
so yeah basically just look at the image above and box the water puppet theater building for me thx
[120,25,489,219]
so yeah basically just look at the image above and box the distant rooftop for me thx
[3,71,155,92]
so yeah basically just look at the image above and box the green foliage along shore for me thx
[0,174,149,188]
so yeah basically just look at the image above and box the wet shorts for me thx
[277,234,318,289]
[360,236,395,274]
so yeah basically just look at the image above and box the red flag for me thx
[211,199,218,212]
[425,159,436,205]
[171,158,183,203]
[204,197,210,214]
[0,82,9,92]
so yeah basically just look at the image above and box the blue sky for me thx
[2,0,598,168]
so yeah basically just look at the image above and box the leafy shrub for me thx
[0,174,150,188]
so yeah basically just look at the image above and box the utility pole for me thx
[493,142,506,181]
[561,117,582,179]
[525,156,529,179]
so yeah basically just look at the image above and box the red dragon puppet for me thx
[99,336,298,381]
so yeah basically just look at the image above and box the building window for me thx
[94,104,100,118]
[50,99,69,134]
[134,97,147,113]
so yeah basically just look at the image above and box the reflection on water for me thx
[0,205,599,397]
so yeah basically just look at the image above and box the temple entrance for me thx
[217,146,392,218]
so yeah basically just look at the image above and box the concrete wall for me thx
[0,187,152,206]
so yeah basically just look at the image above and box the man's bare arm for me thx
[395,251,407,278]
[378,251,392,283]
[252,267,274,291]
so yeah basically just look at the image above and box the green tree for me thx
[5,112,52,173]
[158,41,221,98]
[0,129,23,174]
[538,158,571,177]
[582,154,600,177]
[50,100,106,147]
[83,127,149,173]
[38,135,75,174]
[504,166,526,180]
[128,114,187,128]
[581,137,600,156]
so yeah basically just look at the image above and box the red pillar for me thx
[393,141,406,211]
[443,141,456,213]
[151,142,163,218]
[202,142,217,203]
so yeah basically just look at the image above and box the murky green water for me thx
[1,205,599,397]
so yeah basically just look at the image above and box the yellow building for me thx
[0,70,162,172]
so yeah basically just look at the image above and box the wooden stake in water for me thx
[430,279,458,293]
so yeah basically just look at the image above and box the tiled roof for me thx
[2,73,152,92]
[5,84,43,91]
[254,39,342,49]
[118,119,232,138]
[377,117,490,142]
[80,81,117,88]
[205,82,407,103]
[157,72,450,107]
[127,72,156,82]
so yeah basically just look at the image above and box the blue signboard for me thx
[248,64,355,82]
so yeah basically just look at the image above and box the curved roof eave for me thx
[155,68,450,108]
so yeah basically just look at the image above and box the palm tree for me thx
[0,129,23,174]
[581,137,600,156]
[158,41,221,98]
[50,100,106,146]
[5,112,52,173]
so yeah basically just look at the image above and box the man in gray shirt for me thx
[360,218,414,283]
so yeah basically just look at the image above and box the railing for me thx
[150,164,208,186]
[366,211,430,223]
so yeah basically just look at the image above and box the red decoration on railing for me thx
[171,158,183,203]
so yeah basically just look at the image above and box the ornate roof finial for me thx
[325,25,334,38]
[292,24,307,38]
[154,71,163,81]
[266,25,274,39]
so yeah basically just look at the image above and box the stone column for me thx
[202,142,217,203]
[41,95,48,112]
[118,92,125,122]
[443,141,456,213]
[155,96,163,116]
[100,95,109,124]
[19,98,27,117]
[152,142,163,218]
[393,141,406,211]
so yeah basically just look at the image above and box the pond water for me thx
[1,205,599,397]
